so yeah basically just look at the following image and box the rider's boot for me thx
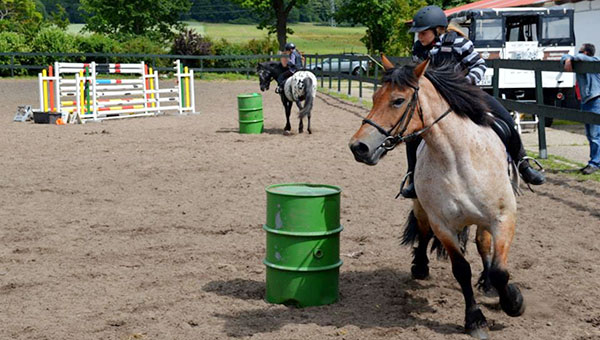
[518,157,546,185]
[401,139,420,199]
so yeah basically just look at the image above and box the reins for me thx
[361,84,452,150]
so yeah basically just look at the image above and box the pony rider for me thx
[401,5,546,199]
[276,42,303,94]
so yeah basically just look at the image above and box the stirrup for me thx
[395,172,413,199]
[517,156,545,192]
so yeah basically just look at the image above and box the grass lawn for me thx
[185,22,367,54]
[68,22,367,55]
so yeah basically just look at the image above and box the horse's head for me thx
[349,56,430,165]
[257,61,281,92]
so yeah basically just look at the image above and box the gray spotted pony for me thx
[257,61,317,134]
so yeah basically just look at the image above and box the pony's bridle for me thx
[362,84,452,150]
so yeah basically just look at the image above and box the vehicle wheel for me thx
[351,67,362,76]
[544,117,553,127]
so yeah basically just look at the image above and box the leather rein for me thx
[362,84,452,150]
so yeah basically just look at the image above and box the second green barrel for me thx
[237,93,263,134]
[264,183,343,307]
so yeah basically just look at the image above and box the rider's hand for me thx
[564,58,573,72]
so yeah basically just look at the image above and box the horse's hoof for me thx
[500,284,525,317]
[465,307,488,339]
[307,130,312,134]
[468,327,490,340]
[411,264,429,280]
[283,130,292,136]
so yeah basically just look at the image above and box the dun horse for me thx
[257,61,317,134]
[349,57,525,339]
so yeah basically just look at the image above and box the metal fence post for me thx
[359,57,363,100]
[320,56,324,88]
[535,69,547,159]
[10,54,14,77]
[374,64,378,92]
[337,57,341,93]
[347,56,352,96]
[328,56,332,89]
[200,59,204,79]
[245,58,249,79]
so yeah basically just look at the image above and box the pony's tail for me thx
[298,77,314,119]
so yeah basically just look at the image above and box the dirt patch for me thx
[1,79,599,340]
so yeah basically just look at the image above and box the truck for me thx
[448,7,578,124]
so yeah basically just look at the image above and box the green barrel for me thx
[237,93,263,134]
[264,183,343,307]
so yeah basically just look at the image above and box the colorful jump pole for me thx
[184,66,191,109]
[42,69,48,112]
[85,66,91,115]
[48,66,55,112]
[149,67,155,108]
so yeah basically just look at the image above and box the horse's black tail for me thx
[298,77,314,119]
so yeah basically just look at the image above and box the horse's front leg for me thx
[489,217,525,318]
[307,112,311,134]
[433,224,488,339]
[296,100,304,133]
[475,227,496,296]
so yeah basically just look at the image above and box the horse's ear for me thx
[414,58,430,79]
[381,54,394,71]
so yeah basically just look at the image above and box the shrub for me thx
[0,32,31,76]
[76,34,121,54]
[30,27,80,66]
[172,29,213,68]
[114,36,170,68]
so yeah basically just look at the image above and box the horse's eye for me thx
[392,98,405,108]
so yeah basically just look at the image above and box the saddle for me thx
[488,113,513,158]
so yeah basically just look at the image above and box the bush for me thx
[0,32,31,76]
[242,36,278,55]
[30,27,80,66]
[114,36,170,68]
[77,34,121,54]
[172,29,213,68]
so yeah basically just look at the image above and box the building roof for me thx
[444,0,549,17]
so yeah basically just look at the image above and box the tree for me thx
[335,0,426,55]
[0,0,44,35]
[80,0,191,42]
[229,0,309,51]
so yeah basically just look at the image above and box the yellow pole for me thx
[184,66,190,108]
[42,69,48,112]
[149,67,155,108]
[79,70,84,113]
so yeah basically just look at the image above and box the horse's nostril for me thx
[350,141,370,157]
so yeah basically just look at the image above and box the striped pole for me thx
[149,67,155,108]
[42,69,48,112]
[184,66,190,109]
[179,61,185,110]
[48,66,55,112]
[79,70,85,114]
[85,66,91,115]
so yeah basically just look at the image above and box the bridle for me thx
[361,83,452,150]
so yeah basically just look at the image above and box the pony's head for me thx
[257,61,283,92]
[349,55,491,165]
[349,56,430,165]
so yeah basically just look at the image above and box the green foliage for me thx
[172,29,213,56]
[80,0,192,42]
[40,0,85,23]
[242,36,279,55]
[229,0,310,50]
[336,0,426,55]
[0,31,31,75]
[0,0,44,35]
[29,27,79,65]
[76,33,121,53]
[49,3,70,29]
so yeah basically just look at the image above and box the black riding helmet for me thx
[409,5,448,33]
[285,42,296,51]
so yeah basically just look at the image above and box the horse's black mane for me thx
[382,63,492,126]
[258,61,286,73]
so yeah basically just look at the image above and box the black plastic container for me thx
[33,112,62,124]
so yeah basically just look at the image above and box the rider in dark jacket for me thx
[276,42,303,94]
[400,5,545,198]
